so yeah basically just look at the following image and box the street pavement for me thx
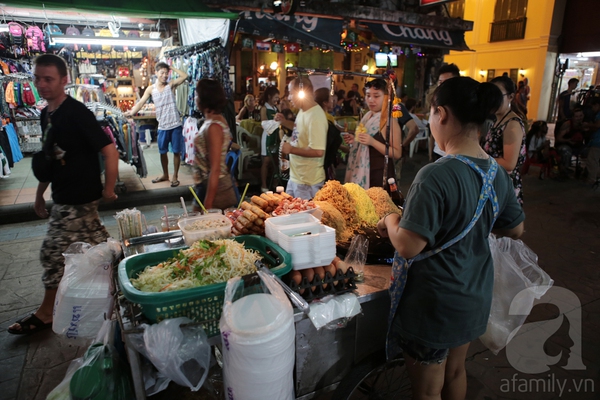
[0,150,599,399]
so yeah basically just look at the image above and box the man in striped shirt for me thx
[127,62,188,187]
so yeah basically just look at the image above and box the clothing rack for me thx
[163,38,222,57]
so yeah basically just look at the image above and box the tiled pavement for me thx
[0,148,599,399]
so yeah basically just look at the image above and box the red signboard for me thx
[420,0,452,6]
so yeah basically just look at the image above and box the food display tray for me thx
[117,235,291,337]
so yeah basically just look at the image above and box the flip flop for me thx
[8,313,52,335]
[170,180,180,187]
[151,177,169,183]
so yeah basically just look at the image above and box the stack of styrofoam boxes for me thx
[265,213,336,270]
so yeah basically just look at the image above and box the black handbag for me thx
[31,149,53,182]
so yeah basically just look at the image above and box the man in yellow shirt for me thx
[279,77,328,199]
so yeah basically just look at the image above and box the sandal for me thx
[151,177,169,183]
[8,313,52,335]
[170,180,180,187]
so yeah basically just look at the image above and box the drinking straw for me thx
[237,183,250,209]
[163,205,170,232]
[188,186,208,214]
[180,196,189,217]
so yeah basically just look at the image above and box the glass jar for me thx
[160,215,181,232]
[204,208,223,215]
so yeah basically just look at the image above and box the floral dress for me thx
[483,116,526,205]
[345,111,381,188]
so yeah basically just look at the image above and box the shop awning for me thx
[366,22,470,51]
[234,10,345,52]
[4,0,238,19]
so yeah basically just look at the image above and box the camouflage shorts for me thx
[41,201,110,289]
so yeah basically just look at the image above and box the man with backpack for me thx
[126,62,188,187]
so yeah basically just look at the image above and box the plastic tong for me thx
[255,261,310,315]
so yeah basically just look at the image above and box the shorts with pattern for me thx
[40,201,110,289]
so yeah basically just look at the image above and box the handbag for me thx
[386,155,500,360]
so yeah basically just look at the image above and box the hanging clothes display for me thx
[0,145,10,178]
[164,38,233,117]
[87,102,148,178]
[182,116,199,165]
[1,72,44,154]
[65,84,105,104]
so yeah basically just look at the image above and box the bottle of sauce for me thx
[386,177,405,208]
[279,136,290,180]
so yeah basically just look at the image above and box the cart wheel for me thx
[332,351,412,400]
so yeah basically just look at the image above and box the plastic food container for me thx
[276,224,336,270]
[178,214,232,246]
[265,213,321,243]
[117,235,292,337]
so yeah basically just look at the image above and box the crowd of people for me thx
[13,54,597,400]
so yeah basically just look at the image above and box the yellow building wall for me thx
[444,0,558,121]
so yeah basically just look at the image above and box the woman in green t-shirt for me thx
[377,77,525,400]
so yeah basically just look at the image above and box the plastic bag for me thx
[45,357,84,400]
[220,270,295,400]
[479,234,553,354]
[261,119,281,136]
[308,293,362,330]
[53,239,122,339]
[127,329,172,396]
[68,342,134,399]
[344,234,368,281]
[143,317,211,391]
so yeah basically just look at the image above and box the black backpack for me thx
[324,121,342,180]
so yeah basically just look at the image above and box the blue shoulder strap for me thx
[413,155,500,262]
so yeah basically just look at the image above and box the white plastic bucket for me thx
[222,293,295,400]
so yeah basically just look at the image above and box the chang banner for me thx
[235,10,345,52]
[366,22,469,51]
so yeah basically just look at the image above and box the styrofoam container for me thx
[265,213,321,243]
[178,214,232,246]
[277,225,336,270]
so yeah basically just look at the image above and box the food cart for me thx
[110,184,410,399]
[116,242,406,399]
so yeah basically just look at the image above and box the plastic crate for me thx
[118,235,291,337]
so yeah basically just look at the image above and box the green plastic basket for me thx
[118,235,292,337]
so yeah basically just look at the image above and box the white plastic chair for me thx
[409,127,430,158]
[235,126,256,180]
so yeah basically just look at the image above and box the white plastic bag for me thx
[308,293,362,330]
[479,235,553,354]
[53,239,122,338]
[143,317,211,391]
[220,270,295,400]
[261,119,281,136]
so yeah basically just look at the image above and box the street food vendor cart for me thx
[116,234,408,399]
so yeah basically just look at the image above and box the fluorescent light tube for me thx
[51,35,163,48]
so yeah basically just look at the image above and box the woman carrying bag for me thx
[377,77,525,400]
